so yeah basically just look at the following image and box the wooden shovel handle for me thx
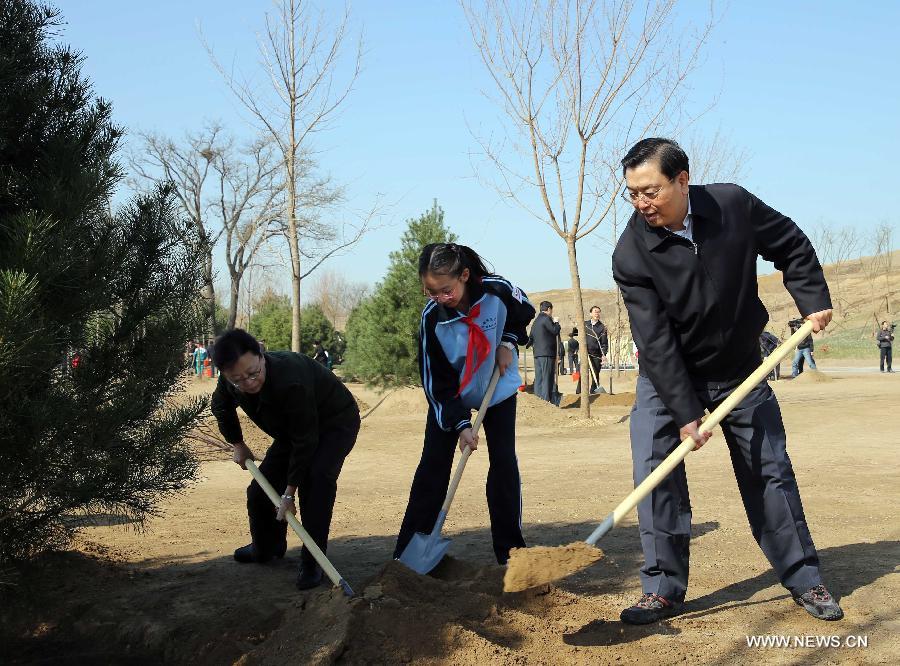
[245,459,353,596]
[439,365,502,515]
[587,320,814,545]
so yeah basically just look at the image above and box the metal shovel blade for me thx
[398,530,452,575]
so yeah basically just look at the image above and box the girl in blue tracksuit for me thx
[393,243,536,564]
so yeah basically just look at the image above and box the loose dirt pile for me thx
[504,543,604,593]
[558,393,635,409]
[517,392,633,428]
[237,558,598,665]
[791,369,833,384]
[362,387,429,419]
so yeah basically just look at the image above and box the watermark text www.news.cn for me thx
[746,635,868,649]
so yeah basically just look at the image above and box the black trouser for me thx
[629,375,822,601]
[394,394,525,564]
[568,352,579,376]
[880,346,892,371]
[533,356,555,402]
[247,412,359,569]
[584,354,602,393]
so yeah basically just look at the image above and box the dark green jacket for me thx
[211,351,358,485]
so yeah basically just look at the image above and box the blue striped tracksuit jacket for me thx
[419,275,535,431]
[394,274,536,564]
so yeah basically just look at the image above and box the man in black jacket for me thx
[584,306,609,393]
[876,320,894,372]
[211,329,360,590]
[611,138,842,624]
[526,301,561,403]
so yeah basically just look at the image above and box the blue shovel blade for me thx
[398,531,452,575]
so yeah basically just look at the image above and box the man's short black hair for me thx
[540,301,553,312]
[621,138,689,180]
[590,305,601,312]
[211,328,262,370]
[570,327,578,337]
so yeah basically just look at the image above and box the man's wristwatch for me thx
[281,494,294,501]
[499,341,516,351]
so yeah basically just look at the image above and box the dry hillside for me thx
[529,250,899,358]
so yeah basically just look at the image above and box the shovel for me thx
[399,365,502,575]
[504,320,816,591]
[245,459,354,597]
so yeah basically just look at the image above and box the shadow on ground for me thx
[1,525,896,665]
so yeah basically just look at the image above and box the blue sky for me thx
[58,1,899,295]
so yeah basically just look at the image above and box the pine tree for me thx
[344,202,456,386]
[0,1,207,563]
[248,296,339,356]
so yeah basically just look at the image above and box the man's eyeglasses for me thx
[227,359,264,388]
[621,177,675,205]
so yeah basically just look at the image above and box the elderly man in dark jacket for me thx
[526,301,561,403]
[211,328,359,591]
[611,138,842,624]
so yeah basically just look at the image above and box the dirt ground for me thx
[3,366,899,665]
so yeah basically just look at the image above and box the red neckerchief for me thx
[456,301,491,396]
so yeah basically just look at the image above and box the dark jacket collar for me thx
[636,184,718,252]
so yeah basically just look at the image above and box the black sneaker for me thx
[233,542,286,564]
[620,593,683,625]
[793,585,843,620]
[296,564,324,590]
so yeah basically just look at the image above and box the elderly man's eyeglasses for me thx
[621,177,675,205]
[227,359,264,388]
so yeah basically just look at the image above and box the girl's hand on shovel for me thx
[496,344,513,375]
[680,419,712,451]
[458,427,479,453]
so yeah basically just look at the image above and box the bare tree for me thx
[463,0,715,415]
[204,0,366,351]
[129,124,225,336]
[308,268,369,330]
[685,127,750,185]
[873,223,894,314]
[210,136,284,329]
[809,224,860,317]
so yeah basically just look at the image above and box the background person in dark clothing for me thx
[211,328,360,591]
[759,331,781,380]
[876,321,894,372]
[567,328,580,389]
[612,137,842,625]
[789,317,817,376]
[312,340,330,368]
[526,301,561,403]
[584,306,609,394]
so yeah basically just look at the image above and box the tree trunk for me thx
[227,273,240,330]
[610,285,625,394]
[201,253,217,337]
[286,165,302,352]
[566,235,590,418]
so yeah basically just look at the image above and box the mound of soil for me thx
[559,393,635,409]
[504,543,604,593]
[364,387,430,418]
[517,392,632,428]
[791,369,833,384]
[238,558,597,665]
